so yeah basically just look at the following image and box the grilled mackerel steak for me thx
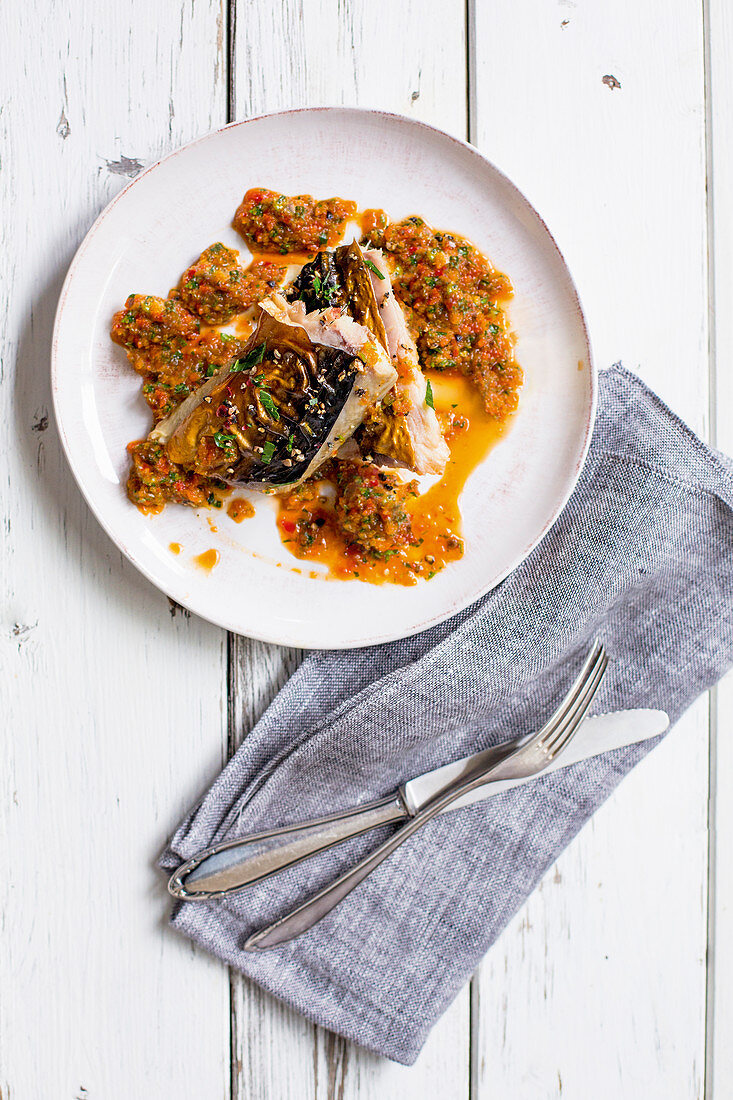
[151,299,397,490]
[288,241,449,476]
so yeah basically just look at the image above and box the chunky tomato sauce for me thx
[175,243,285,324]
[227,497,255,523]
[234,189,357,254]
[110,188,521,584]
[360,210,522,419]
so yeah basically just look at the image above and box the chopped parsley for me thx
[425,377,435,409]
[213,431,236,449]
[363,257,384,280]
[259,390,280,420]
[231,342,266,372]
[261,440,276,465]
[310,270,337,305]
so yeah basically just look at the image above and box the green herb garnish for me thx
[425,377,435,409]
[261,440,276,465]
[363,257,384,280]
[231,342,266,372]
[174,383,189,394]
[205,365,217,378]
[213,431,236,449]
[259,390,280,420]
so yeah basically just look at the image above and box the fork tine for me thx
[543,649,608,757]
[536,640,604,741]
[542,648,608,753]
[537,645,607,755]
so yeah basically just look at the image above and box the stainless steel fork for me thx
[244,640,609,950]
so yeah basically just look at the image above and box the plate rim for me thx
[51,106,596,649]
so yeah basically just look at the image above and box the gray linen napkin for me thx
[160,364,733,1064]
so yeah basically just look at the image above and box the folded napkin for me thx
[160,365,733,1064]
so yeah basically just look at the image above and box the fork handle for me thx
[168,794,408,898]
[243,764,498,949]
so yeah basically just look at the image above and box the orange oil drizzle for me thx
[276,372,508,585]
[193,548,220,572]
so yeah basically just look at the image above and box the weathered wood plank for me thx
[706,1,733,1095]
[229,1,471,1095]
[472,2,709,1097]
[0,2,231,1097]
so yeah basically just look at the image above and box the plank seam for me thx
[227,0,237,125]
[702,0,718,1093]
[466,0,477,145]
[469,975,480,1100]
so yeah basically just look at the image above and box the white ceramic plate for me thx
[52,108,595,649]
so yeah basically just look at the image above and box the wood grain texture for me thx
[1,0,728,1095]
[472,3,710,1097]
[232,0,467,138]
[229,2,471,1096]
[706,1,733,1095]
[0,1,231,1097]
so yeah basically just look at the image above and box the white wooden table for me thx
[2,2,732,1096]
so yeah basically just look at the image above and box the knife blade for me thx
[402,707,669,813]
[170,708,669,899]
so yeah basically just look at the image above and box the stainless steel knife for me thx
[169,708,669,900]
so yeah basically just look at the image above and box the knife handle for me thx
[168,793,408,899]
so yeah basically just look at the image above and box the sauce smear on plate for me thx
[193,548,220,572]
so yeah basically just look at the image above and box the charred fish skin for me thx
[286,242,389,352]
[160,310,360,489]
[285,250,342,313]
